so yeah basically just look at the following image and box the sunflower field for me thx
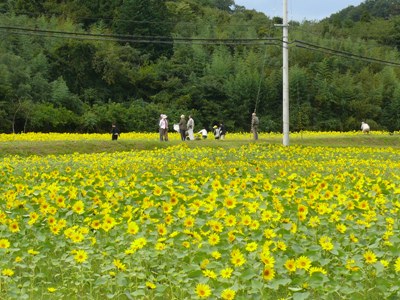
[1,136,400,299]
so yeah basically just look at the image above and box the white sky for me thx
[234,0,365,21]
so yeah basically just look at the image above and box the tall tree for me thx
[113,0,174,59]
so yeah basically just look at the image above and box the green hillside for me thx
[0,0,400,134]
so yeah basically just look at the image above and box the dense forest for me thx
[1,0,400,134]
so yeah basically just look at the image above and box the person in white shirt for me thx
[219,122,226,140]
[198,128,208,139]
[213,125,220,139]
[159,114,168,141]
[186,115,195,140]
[361,122,370,134]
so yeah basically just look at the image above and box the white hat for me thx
[181,114,185,118]
[163,115,167,119]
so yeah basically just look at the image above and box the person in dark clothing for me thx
[111,124,120,140]
[178,115,187,141]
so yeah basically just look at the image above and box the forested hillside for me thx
[1,0,400,134]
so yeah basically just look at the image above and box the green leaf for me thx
[131,289,146,297]
[293,292,310,300]
[251,279,263,291]
[268,278,291,290]
[375,262,385,276]
[330,248,339,255]
[36,233,46,242]
[124,291,134,300]
[94,276,108,286]
[187,269,203,278]
[155,285,167,293]
[241,268,257,280]
[318,258,331,266]
[116,273,128,286]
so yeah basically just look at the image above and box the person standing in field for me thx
[164,115,169,141]
[179,115,187,141]
[110,124,120,140]
[159,114,168,141]
[219,122,226,140]
[187,115,195,140]
[251,112,259,140]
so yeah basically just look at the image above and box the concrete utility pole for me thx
[282,0,290,146]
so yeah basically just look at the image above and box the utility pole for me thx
[282,0,290,146]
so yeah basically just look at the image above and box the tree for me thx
[383,85,400,132]
[113,0,174,59]
[0,52,33,133]
[213,0,235,12]
[289,66,312,131]
[50,76,83,114]
[29,102,78,132]
[48,41,101,95]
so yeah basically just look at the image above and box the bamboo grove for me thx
[1,0,400,134]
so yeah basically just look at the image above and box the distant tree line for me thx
[0,0,400,134]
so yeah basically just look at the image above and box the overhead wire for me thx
[0,24,399,67]
[293,39,400,67]
[0,25,282,45]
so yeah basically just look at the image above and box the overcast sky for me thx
[234,0,365,21]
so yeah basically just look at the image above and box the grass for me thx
[0,132,399,157]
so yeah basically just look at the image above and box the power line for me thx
[293,39,400,67]
[0,25,282,45]
[1,25,400,67]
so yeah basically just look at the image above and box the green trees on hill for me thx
[1,0,400,133]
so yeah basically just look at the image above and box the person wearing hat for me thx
[178,114,187,141]
[251,112,259,140]
[110,123,120,140]
[213,125,220,139]
[159,114,169,141]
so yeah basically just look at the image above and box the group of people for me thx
[177,114,195,141]
[212,123,226,140]
[192,122,227,140]
[110,112,260,141]
[111,114,371,141]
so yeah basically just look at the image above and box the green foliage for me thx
[29,102,78,132]
[1,0,400,133]
[113,0,174,59]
